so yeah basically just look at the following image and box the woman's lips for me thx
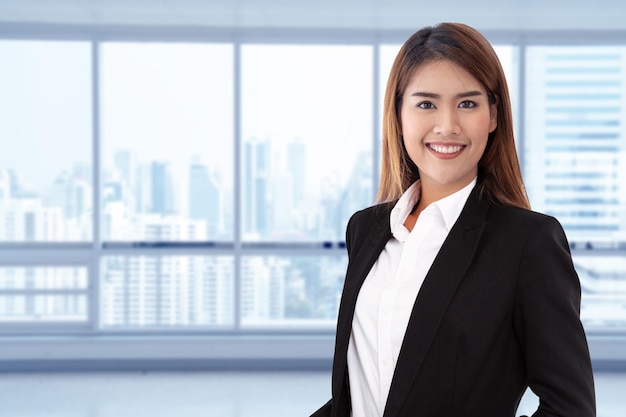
[426,143,466,158]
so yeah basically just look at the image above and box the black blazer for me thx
[312,187,595,417]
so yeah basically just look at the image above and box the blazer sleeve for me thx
[513,215,596,417]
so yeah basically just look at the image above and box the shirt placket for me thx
[377,216,432,408]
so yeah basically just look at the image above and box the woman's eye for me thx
[459,100,476,108]
[417,102,435,109]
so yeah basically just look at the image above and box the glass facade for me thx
[525,47,626,241]
[0,36,625,342]
[525,46,626,331]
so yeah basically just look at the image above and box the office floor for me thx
[0,370,623,417]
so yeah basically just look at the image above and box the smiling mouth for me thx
[427,143,465,154]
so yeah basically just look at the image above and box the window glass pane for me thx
[493,45,520,143]
[241,255,347,328]
[0,266,87,290]
[378,44,402,180]
[575,255,626,331]
[0,295,87,322]
[101,255,234,328]
[241,45,373,242]
[379,45,401,111]
[0,41,92,241]
[525,46,626,241]
[525,46,626,332]
[100,43,234,242]
[0,266,88,323]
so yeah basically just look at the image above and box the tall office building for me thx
[150,161,176,216]
[241,256,286,323]
[525,46,626,243]
[287,137,306,205]
[49,171,91,220]
[337,150,373,239]
[244,138,271,238]
[114,149,138,213]
[188,159,221,237]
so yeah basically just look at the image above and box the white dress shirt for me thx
[347,178,476,417]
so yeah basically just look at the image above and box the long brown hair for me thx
[377,22,530,210]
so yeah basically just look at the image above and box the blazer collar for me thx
[382,187,490,417]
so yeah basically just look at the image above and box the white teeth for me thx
[429,144,463,154]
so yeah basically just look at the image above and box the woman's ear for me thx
[489,103,497,133]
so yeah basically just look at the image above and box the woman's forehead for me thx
[404,60,486,94]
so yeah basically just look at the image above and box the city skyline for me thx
[0,133,373,242]
[1,41,625,331]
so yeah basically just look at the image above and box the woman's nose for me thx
[433,109,461,136]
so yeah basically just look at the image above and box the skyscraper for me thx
[244,138,270,238]
[188,159,220,237]
[150,161,176,216]
[113,149,138,213]
[525,46,626,242]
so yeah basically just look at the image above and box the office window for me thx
[100,43,234,242]
[240,45,374,242]
[0,28,624,352]
[241,255,347,327]
[525,46,626,331]
[101,255,234,329]
[0,267,88,323]
[575,255,626,330]
[0,41,92,241]
[525,46,626,238]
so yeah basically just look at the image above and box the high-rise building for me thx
[244,138,271,238]
[525,46,626,242]
[113,149,138,213]
[188,159,221,237]
[337,149,373,239]
[241,256,286,323]
[100,219,234,328]
[150,161,176,216]
[48,171,92,220]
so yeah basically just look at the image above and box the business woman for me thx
[311,23,596,417]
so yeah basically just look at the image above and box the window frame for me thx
[0,26,625,369]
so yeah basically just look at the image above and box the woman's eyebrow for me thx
[410,90,484,99]
[457,90,483,98]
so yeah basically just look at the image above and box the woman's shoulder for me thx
[345,201,395,253]
[348,201,395,226]
[489,204,566,235]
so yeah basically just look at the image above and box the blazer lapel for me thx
[333,207,393,406]
[382,189,490,417]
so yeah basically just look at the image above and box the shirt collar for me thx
[436,178,476,231]
[389,178,476,235]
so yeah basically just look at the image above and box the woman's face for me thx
[400,59,497,196]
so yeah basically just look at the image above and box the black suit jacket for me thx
[312,187,595,417]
